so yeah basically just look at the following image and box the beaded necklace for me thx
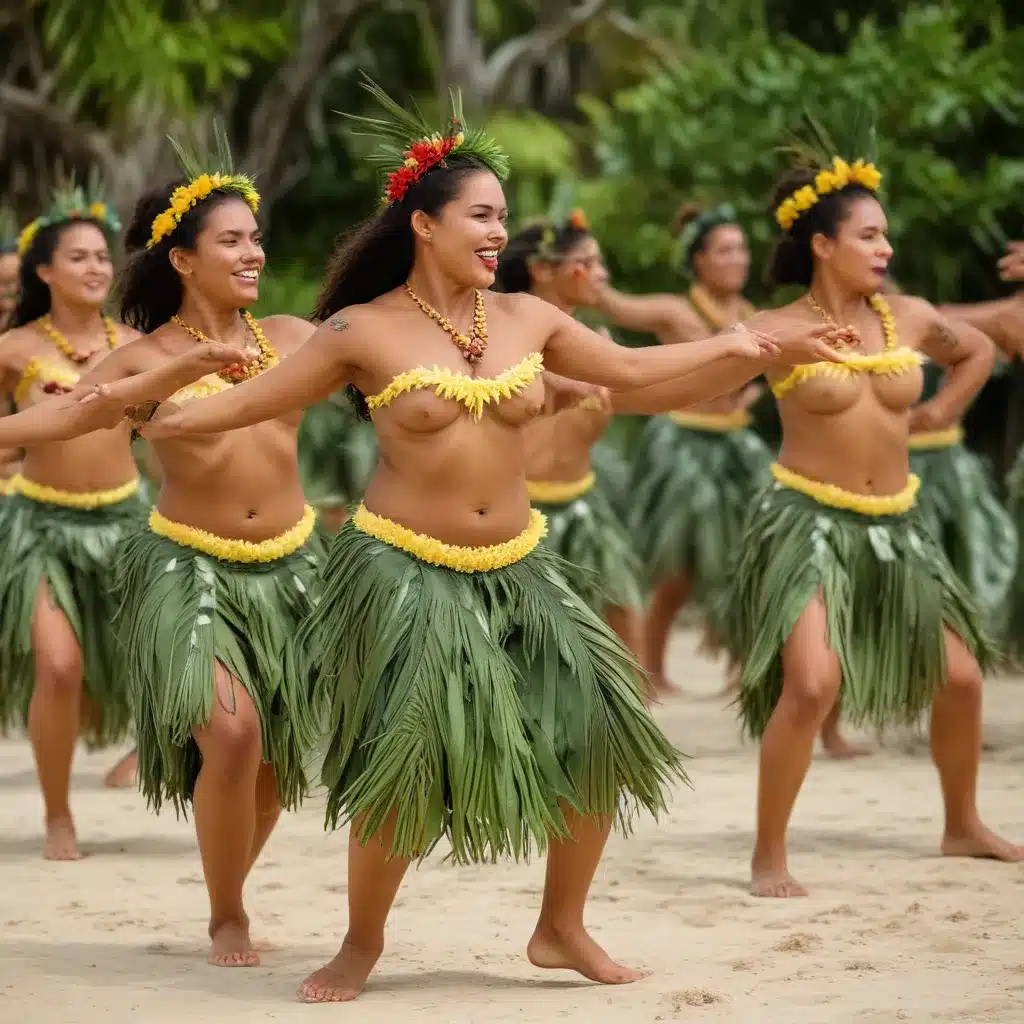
[38,314,118,363]
[806,292,898,351]
[405,285,488,363]
[170,309,279,383]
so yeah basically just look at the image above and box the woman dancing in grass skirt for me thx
[0,185,147,857]
[128,79,845,1000]
[494,212,644,656]
[593,204,771,696]
[0,141,324,965]
[0,208,23,486]
[718,136,1023,897]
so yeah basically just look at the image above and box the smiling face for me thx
[412,170,509,288]
[170,195,264,307]
[812,194,893,296]
[531,234,609,309]
[34,221,113,309]
[692,223,749,294]
[0,252,19,319]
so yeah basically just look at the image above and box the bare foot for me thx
[942,823,1024,862]
[821,733,872,760]
[103,750,138,789]
[43,817,82,861]
[298,936,383,1002]
[208,918,260,967]
[527,924,647,984]
[750,854,808,898]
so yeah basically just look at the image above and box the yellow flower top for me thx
[149,505,317,563]
[14,358,80,406]
[775,156,882,231]
[147,173,260,249]
[353,504,546,572]
[168,373,233,405]
[366,351,544,420]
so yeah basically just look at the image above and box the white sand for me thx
[1,628,1023,1023]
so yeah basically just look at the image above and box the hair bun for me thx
[673,202,704,237]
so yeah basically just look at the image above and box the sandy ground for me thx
[1,628,1023,1024]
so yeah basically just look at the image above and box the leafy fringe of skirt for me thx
[532,485,643,613]
[0,494,147,746]
[629,417,772,604]
[301,522,687,864]
[590,438,633,524]
[298,397,377,509]
[909,443,1017,616]
[1003,449,1024,665]
[718,482,994,740]
[113,528,325,815]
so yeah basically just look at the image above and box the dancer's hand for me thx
[908,400,955,434]
[998,242,1024,282]
[725,323,782,359]
[763,324,857,365]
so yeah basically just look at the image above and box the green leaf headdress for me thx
[520,178,591,264]
[16,170,122,256]
[0,207,18,254]
[775,109,882,233]
[673,203,739,275]
[147,120,259,249]
[343,74,510,206]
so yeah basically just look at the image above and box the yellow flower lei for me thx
[11,474,140,509]
[149,505,317,563]
[775,157,882,232]
[353,505,547,572]
[147,173,260,249]
[668,409,751,432]
[771,463,920,516]
[525,473,595,504]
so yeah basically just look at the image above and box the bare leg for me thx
[299,811,411,1002]
[247,761,282,874]
[642,573,691,695]
[192,662,264,967]
[819,701,871,759]
[751,596,841,897]
[934,631,1024,861]
[28,580,84,861]
[103,749,138,788]
[528,808,644,983]
[605,605,649,702]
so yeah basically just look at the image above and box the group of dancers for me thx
[0,79,1022,1001]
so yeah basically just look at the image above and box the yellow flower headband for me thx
[17,202,120,256]
[775,156,882,232]
[147,173,260,249]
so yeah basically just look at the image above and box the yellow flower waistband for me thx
[11,474,140,509]
[908,426,963,451]
[149,504,317,563]
[771,463,920,516]
[352,504,547,573]
[668,409,751,432]
[525,472,595,504]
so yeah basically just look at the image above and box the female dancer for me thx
[494,214,644,655]
[720,151,1024,898]
[122,81,848,999]
[0,209,19,332]
[0,153,324,964]
[0,186,147,858]
[593,204,771,697]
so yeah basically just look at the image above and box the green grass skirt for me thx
[532,485,643,613]
[298,398,377,509]
[909,443,1017,616]
[630,417,772,609]
[590,438,633,524]
[719,482,994,739]
[0,493,147,746]
[1003,448,1024,665]
[113,528,325,814]
[301,521,686,863]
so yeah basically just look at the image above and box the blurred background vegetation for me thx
[2,1,1021,461]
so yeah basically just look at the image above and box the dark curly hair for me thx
[767,169,878,288]
[314,155,499,418]
[120,182,255,333]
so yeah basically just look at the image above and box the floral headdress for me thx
[0,207,18,255]
[673,204,739,274]
[774,111,882,232]
[147,122,259,248]
[16,172,122,256]
[522,179,590,263]
[343,74,510,206]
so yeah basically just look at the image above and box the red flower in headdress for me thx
[384,127,465,204]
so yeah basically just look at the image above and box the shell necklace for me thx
[39,314,118,363]
[170,309,279,383]
[806,292,898,351]
[405,285,488,363]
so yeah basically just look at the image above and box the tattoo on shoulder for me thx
[933,320,960,352]
[328,317,350,332]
